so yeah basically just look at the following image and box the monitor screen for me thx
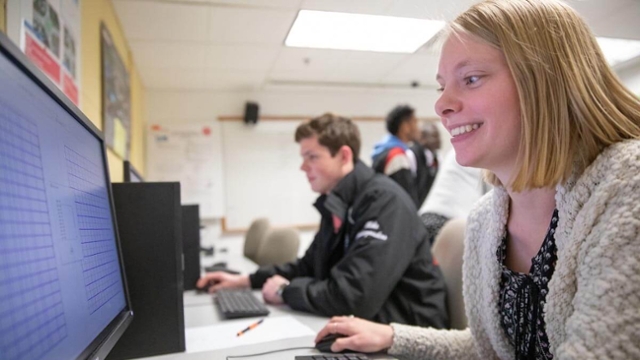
[123,161,143,183]
[0,34,132,360]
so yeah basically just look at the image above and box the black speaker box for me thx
[244,101,259,124]
[108,182,185,359]
[182,204,201,291]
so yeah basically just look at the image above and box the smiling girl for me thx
[315,0,640,359]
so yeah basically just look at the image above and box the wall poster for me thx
[19,0,80,105]
[100,22,130,159]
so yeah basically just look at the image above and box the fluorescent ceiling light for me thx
[596,37,640,67]
[285,10,445,53]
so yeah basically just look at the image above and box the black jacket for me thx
[250,161,449,328]
[371,147,420,208]
[410,144,438,208]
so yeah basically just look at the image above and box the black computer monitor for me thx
[0,32,133,360]
[123,160,144,182]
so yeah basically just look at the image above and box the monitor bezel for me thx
[123,160,144,182]
[0,31,134,360]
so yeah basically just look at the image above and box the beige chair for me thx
[244,218,270,262]
[254,228,300,266]
[432,218,467,330]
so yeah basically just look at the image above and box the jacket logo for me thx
[355,230,388,241]
[364,220,380,230]
[356,221,388,241]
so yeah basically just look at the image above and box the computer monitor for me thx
[123,160,144,182]
[0,32,133,360]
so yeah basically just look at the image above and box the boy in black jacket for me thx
[197,114,448,328]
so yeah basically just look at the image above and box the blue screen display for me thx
[0,50,126,359]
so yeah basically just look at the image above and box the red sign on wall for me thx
[24,31,61,84]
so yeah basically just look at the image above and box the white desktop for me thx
[141,242,397,360]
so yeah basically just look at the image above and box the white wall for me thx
[149,61,640,235]
[148,86,442,123]
[147,85,451,158]
[618,61,640,95]
[147,86,449,231]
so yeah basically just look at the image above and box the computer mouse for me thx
[195,282,214,293]
[203,265,240,274]
[315,333,347,353]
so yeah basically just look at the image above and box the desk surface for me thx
[138,246,396,360]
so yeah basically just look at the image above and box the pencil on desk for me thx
[237,318,264,337]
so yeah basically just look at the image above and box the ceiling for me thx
[111,0,640,92]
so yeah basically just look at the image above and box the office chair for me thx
[254,228,300,266]
[432,218,468,330]
[244,218,270,262]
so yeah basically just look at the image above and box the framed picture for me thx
[100,22,130,159]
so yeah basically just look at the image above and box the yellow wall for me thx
[1,0,6,33]
[81,0,146,182]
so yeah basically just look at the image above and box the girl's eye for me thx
[436,87,444,93]
[466,75,480,85]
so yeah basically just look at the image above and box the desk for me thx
[138,251,397,360]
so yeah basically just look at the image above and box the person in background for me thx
[315,0,640,358]
[419,149,489,244]
[371,105,422,207]
[198,113,448,328]
[411,121,442,208]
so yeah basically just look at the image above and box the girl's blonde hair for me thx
[450,0,640,190]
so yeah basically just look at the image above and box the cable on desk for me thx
[226,346,315,359]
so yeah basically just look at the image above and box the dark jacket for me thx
[371,146,419,207]
[249,161,449,328]
[410,144,438,208]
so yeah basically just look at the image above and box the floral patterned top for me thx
[497,209,559,360]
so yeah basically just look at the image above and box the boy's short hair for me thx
[295,113,361,163]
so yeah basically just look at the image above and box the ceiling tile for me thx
[139,68,207,90]
[130,41,205,69]
[300,0,393,15]
[204,45,281,71]
[205,70,267,90]
[573,0,640,40]
[116,0,640,92]
[113,0,208,42]
[333,51,407,78]
[383,0,478,20]
[178,0,302,9]
[270,47,346,72]
[382,53,441,87]
[208,6,297,44]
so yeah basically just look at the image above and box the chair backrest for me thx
[244,218,270,262]
[254,228,300,266]
[432,218,467,330]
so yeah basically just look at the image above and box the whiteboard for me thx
[146,122,224,218]
[221,119,388,230]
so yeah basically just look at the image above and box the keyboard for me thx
[203,264,240,274]
[295,354,369,360]
[214,289,270,319]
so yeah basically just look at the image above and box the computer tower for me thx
[182,204,201,290]
[108,182,185,359]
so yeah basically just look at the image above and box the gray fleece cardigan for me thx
[389,140,640,360]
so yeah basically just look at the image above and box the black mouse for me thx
[315,333,347,353]
[203,265,240,274]
[195,280,216,293]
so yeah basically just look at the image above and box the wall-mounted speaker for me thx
[244,102,259,124]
